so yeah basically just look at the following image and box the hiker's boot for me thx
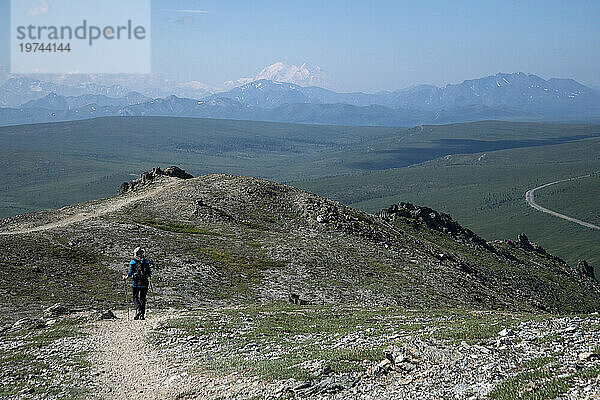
[134,311,140,320]
[139,314,145,320]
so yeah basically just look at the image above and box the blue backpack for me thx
[132,258,151,286]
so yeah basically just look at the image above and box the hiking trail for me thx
[86,309,258,399]
[0,181,178,236]
[87,310,202,400]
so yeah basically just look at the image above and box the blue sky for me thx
[1,0,599,92]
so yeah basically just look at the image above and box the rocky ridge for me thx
[378,202,490,249]
[1,168,599,320]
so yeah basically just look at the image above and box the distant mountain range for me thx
[212,73,600,113]
[0,72,214,106]
[1,72,600,127]
[21,92,150,110]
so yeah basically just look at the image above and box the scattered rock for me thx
[370,343,425,377]
[299,197,384,241]
[0,324,12,335]
[292,381,311,392]
[367,358,392,377]
[316,365,334,377]
[498,328,516,337]
[44,303,71,318]
[96,310,117,320]
[288,293,309,305]
[294,374,358,396]
[8,317,47,333]
[578,351,600,361]
[564,326,577,334]
[525,381,537,392]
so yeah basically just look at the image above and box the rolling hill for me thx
[1,170,598,320]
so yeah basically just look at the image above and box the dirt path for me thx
[524,175,600,230]
[87,310,195,400]
[86,309,257,399]
[0,180,178,236]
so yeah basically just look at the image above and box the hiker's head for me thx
[133,247,144,258]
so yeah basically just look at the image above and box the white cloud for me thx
[27,0,50,16]
[164,9,209,14]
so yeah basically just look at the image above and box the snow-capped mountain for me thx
[426,73,599,112]
[256,62,328,87]
[224,62,328,89]
[0,76,137,107]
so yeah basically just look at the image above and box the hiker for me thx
[122,247,152,320]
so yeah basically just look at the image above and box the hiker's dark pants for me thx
[132,287,148,315]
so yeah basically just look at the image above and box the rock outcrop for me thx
[118,166,194,194]
[517,233,534,251]
[378,202,490,249]
[309,199,384,242]
[509,233,563,262]
[577,260,597,282]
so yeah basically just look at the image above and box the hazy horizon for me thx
[1,0,599,92]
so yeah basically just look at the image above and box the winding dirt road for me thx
[524,175,600,230]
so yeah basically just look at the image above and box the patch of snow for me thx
[224,62,328,88]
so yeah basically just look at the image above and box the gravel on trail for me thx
[87,310,196,400]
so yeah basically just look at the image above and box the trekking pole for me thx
[149,279,154,316]
[124,278,130,321]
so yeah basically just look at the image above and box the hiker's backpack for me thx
[132,258,150,285]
